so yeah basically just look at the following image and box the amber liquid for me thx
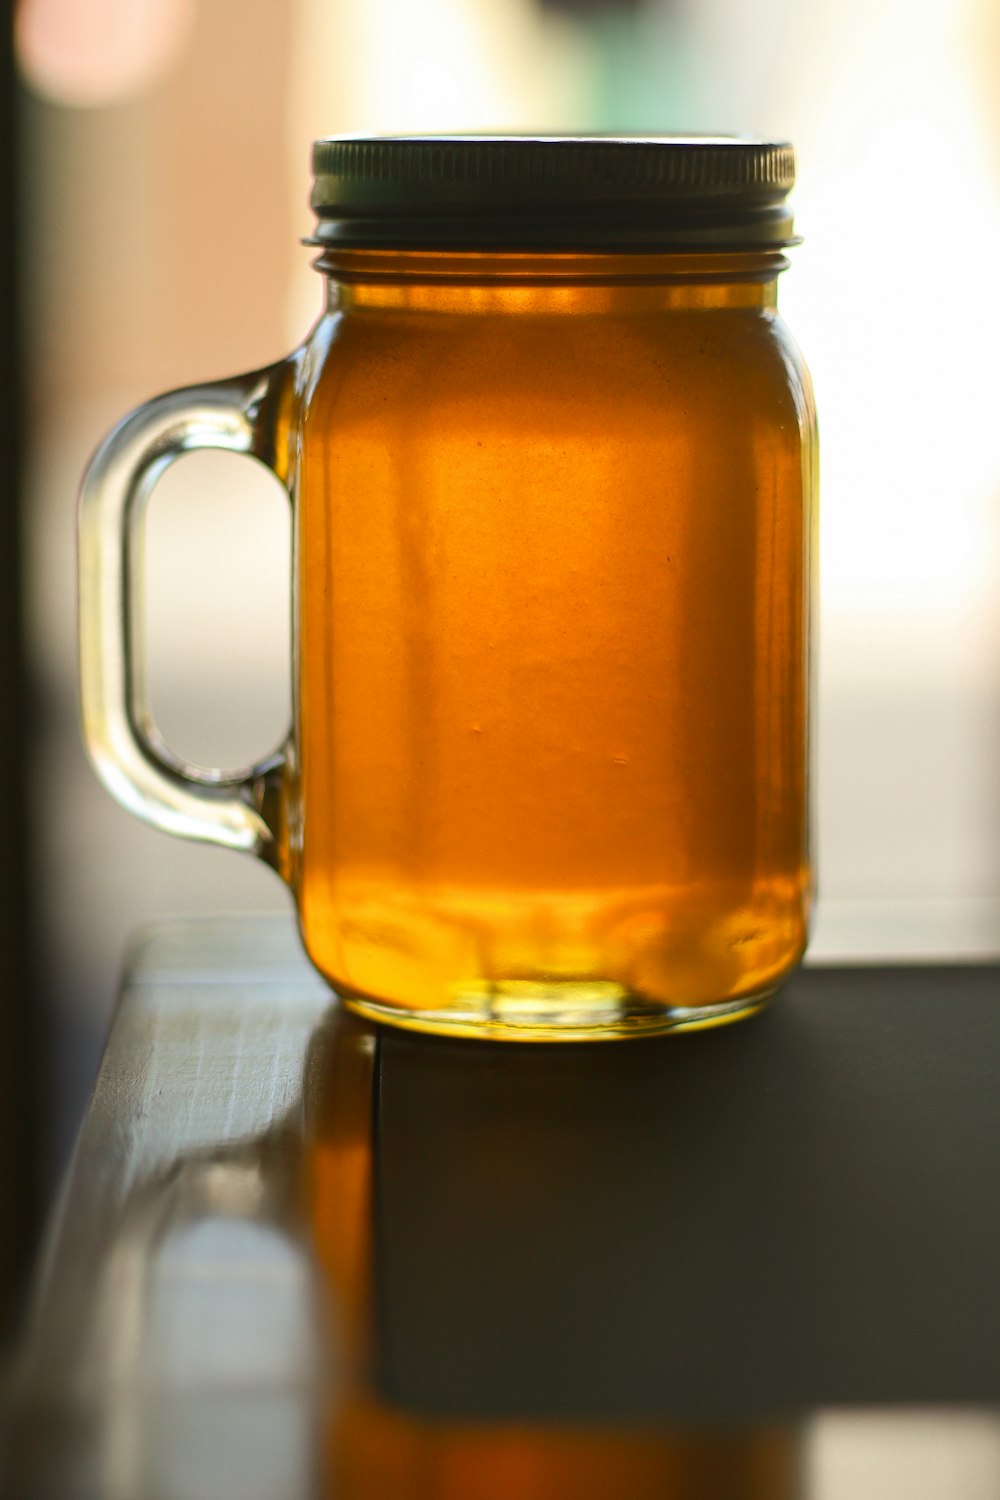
[295,253,816,1037]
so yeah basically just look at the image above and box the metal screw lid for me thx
[308,135,796,253]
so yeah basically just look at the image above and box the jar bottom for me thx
[340,979,780,1042]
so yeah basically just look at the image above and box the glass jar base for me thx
[341,980,778,1042]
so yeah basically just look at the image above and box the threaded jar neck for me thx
[319,250,785,315]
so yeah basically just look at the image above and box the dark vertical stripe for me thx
[0,33,42,1337]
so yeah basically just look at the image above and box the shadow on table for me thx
[306,1008,801,1500]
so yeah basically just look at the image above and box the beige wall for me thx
[27,0,293,407]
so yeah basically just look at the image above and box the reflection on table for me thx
[4,916,1000,1499]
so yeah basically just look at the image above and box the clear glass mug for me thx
[79,136,817,1041]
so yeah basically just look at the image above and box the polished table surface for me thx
[3,917,1000,1498]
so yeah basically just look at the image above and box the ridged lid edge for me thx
[308,135,797,252]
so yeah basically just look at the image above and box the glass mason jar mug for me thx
[79,136,818,1041]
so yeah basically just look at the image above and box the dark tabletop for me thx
[375,964,1000,1423]
[5,922,999,1500]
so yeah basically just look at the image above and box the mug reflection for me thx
[303,1010,802,1499]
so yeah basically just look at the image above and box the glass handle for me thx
[78,364,292,869]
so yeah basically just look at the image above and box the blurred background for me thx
[3,0,1000,1357]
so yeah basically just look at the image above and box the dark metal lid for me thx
[309,135,796,253]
